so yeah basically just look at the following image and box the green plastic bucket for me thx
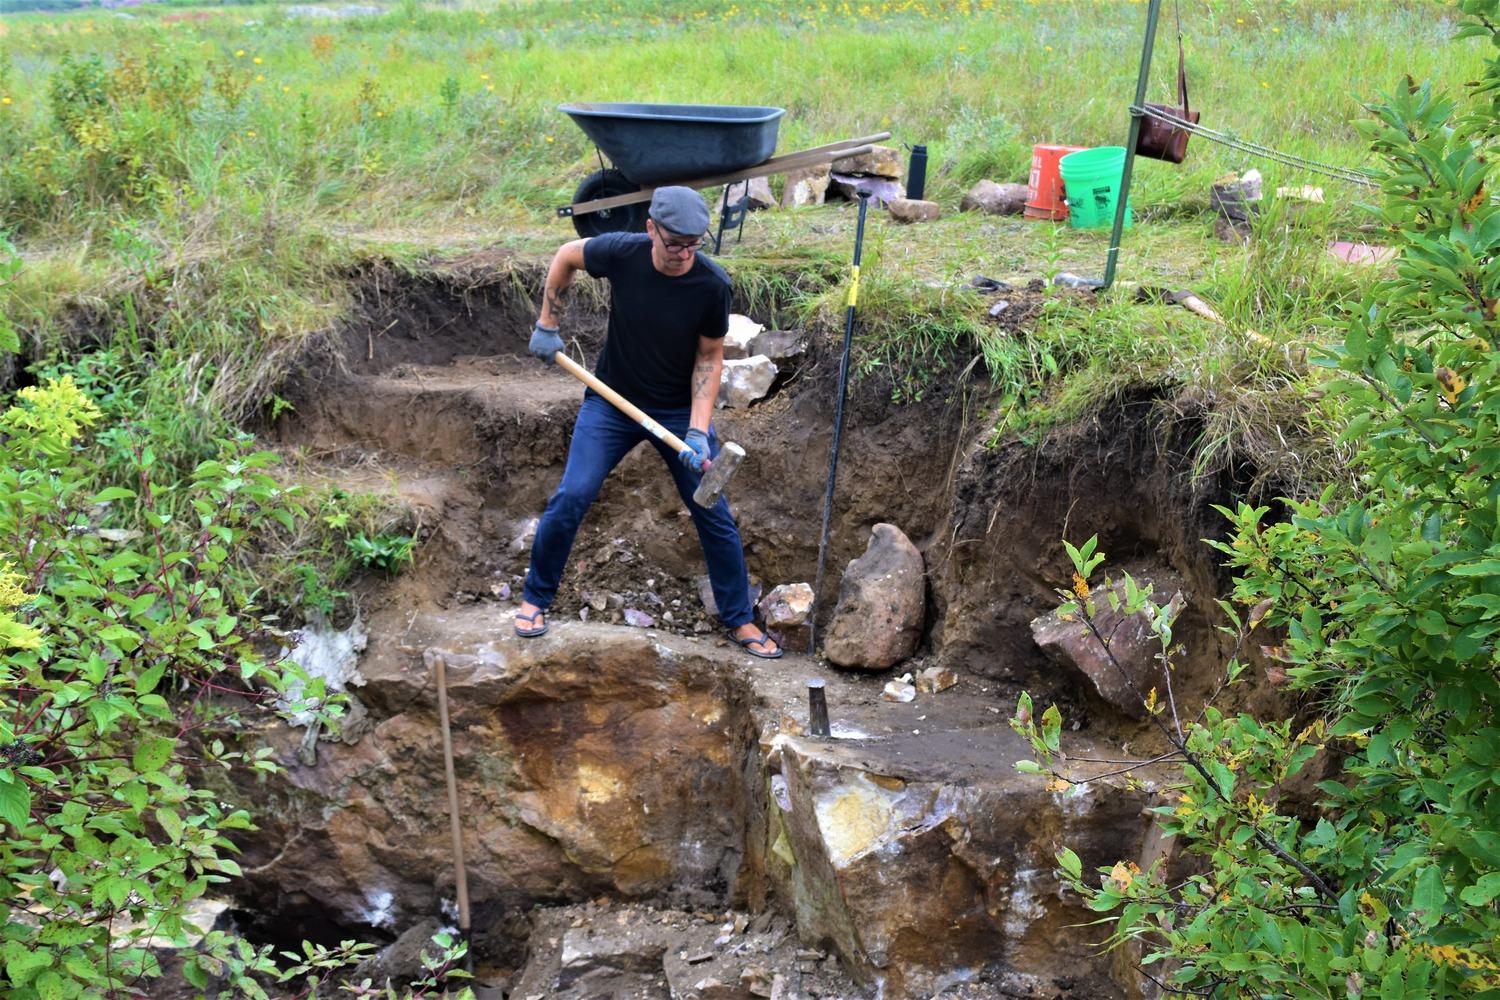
[1059,146,1132,230]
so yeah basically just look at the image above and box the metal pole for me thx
[809,192,871,655]
[807,679,831,737]
[1103,0,1162,290]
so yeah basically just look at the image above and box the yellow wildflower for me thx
[1,97,11,106]
[235,48,245,57]
[2,375,103,449]
[1071,571,1089,599]
[0,563,32,609]
[253,56,262,64]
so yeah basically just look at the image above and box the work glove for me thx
[529,322,564,364]
[678,428,711,473]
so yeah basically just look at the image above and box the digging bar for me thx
[552,351,745,507]
[429,650,473,974]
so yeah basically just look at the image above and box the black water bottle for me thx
[906,144,928,200]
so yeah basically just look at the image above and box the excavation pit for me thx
[216,257,1267,998]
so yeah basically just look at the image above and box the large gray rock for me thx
[718,356,778,408]
[823,524,926,670]
[961,180,1029,215]
[746,328,807,363]
[348,917,444,990]
[1029,566,1187,719]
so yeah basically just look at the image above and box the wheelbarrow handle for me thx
[559,132,893,219]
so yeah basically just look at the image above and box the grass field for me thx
[0,0,1480,484]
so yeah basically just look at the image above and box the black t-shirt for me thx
[583,232,731,410]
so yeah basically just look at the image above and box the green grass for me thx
[0,0,1480,499]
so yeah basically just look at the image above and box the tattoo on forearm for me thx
[692,362,715,399]
[544,288,567,319]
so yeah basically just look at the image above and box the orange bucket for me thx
[1025,144,1085,221]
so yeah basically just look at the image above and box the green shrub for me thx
[1012,3,1500,994]
[348,531,416,574]
[0,373,340,998]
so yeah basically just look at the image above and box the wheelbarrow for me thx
[556,101,891,238]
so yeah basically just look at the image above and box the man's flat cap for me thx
[648,186,710,236]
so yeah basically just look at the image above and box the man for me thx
[513,187,781,659]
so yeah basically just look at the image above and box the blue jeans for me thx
[523,392,755,627]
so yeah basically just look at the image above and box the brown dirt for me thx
[272,252,1282,747]
[243,250,1291,997]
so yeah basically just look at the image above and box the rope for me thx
[1130,104,1381,188]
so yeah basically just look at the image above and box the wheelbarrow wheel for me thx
[570,169,647,238]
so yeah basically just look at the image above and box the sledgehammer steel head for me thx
[693,442,745,508]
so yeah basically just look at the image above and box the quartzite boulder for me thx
[1029,566,1188,719]
[723,313,765,360]
[887,197,940,224]
[759,582,815,651]
[780,164,831,207]
[823,524,926,670]
[961,180,1030,215]
[722,176,777,211]
[719,355,779,408]
[831,144,903,179]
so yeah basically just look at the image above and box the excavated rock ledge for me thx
[229,615,1155,998]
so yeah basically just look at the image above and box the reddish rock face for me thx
[230,619,760,932]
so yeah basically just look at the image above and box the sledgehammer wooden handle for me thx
[553,351,691,454]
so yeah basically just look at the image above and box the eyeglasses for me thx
[654,228,703,256]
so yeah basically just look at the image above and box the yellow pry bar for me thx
[846,265,861,308]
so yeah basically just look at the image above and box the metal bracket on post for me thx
[713,183,750,255]
[1103,0,1163,291]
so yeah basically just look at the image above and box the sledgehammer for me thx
[552,352,745,507]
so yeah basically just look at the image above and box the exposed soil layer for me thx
[225,252,1284,997]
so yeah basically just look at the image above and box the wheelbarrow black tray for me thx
[560,102,785,187]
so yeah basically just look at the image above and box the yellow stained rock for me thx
[814,773,900,866]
